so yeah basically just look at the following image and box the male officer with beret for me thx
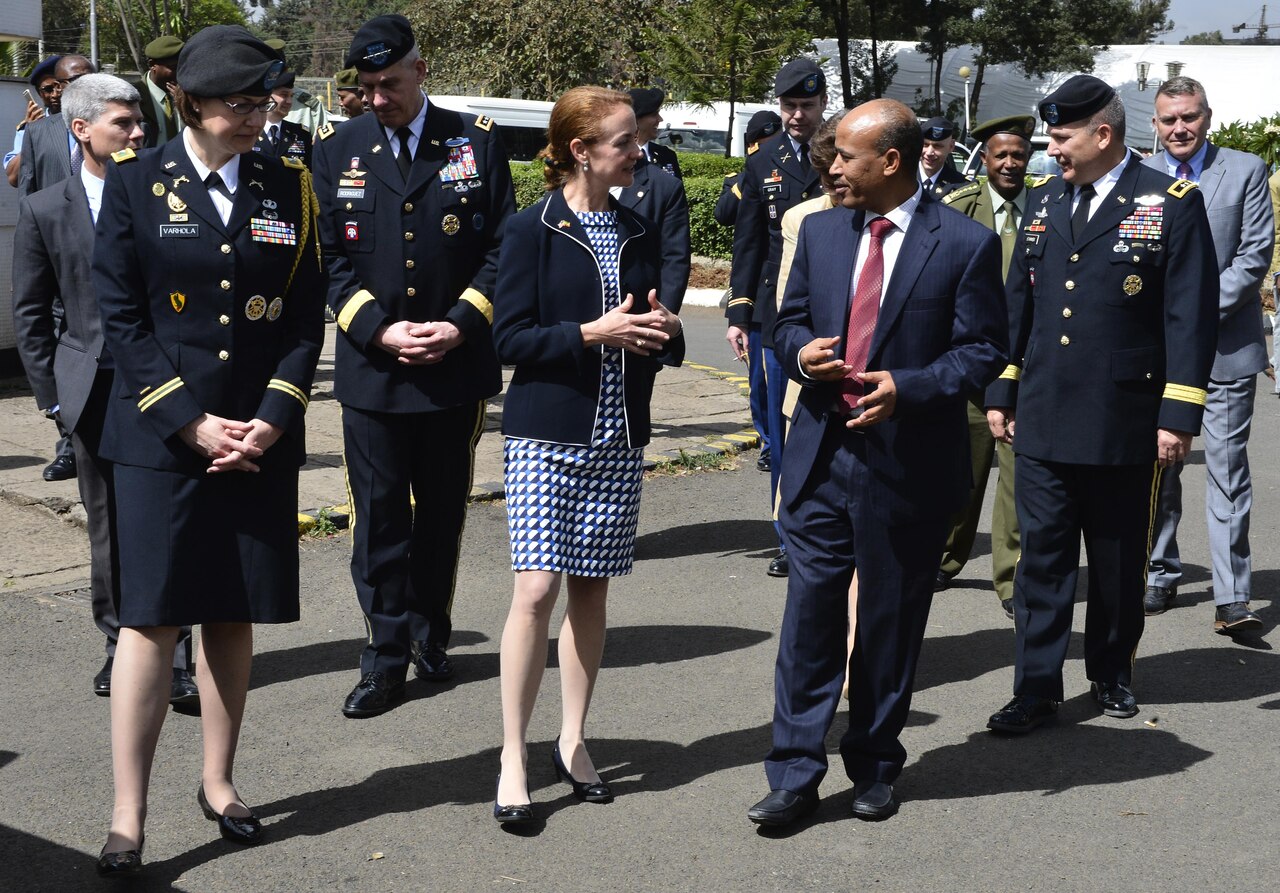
[314,14,516,717]
[134,35,183,148]
[919,116,967,198]
[985,76,1218,733]
[714,110,781,226]
[726,58,826,579]
[937,114,1040,615]
[630,87,681,179]
[255,71,312,168]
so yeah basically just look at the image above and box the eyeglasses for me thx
[56,73,87,86]
[38,83,61,95]
[219,98,278,116]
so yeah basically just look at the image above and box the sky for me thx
[1165,1,1276,42]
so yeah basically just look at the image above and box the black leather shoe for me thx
[169,668,200,706]
[934,571,954,592]
[94,656,113,697]
[1144,585,1176,615]
[767,553,790,577]
[96,837,143,876]
[987,694,1057,734]
[342,671,405,718]
[747,789,817,827]
[198,785,263,845]
[851,781,898,821]
[1091,681,1139,718]
[1214,601,1262,633]
[494,775,535,825]
[410,641,454,681]
[756,450,771,472]
[552,737,613,803]
[42,453,76,482]
[1000,599,1014,620]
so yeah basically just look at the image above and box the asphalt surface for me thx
[2,330,1279,891]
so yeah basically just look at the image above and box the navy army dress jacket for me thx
[93,143,326,474]
[493,189,684,450]
[614,153,691,318]
[726,131,822,346]
[986,155,1218,465]
[313,102,516,412]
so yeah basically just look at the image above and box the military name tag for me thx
[250,217,297,246]
[336,187,365,198]
[160,224,199,238]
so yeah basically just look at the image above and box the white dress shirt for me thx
[182,129,239,225]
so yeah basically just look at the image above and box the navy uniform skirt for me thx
[114,464,300,627]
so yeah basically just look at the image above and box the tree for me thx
[914,0,980,116]
[256,0,399,78]
[652,0,814,155]
[1182,30,1226,45]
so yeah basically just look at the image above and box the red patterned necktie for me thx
[841,216,896,412]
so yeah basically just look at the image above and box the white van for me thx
[432,95,555,161]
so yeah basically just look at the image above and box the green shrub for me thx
[676,153,744,179]
[1211,115,1280,169]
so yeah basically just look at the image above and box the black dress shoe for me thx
[96,837,143,876]
[94,656,113,697]
[169,668,200,706]
[342,671,405,717]
[1214,601,1262,633]
[767,553,789,577]
[851,781,898,821]
[493,775,535,825]
[747,789,817,827]
[987,694,1057,734]
[198,785,263,845]
[756,450,771,472]
[1091,681,1139,718]
[934,571,954,592]
[999,599,1014,620]
[552,738,613,803]
[1144,585,1176,615]
[410,641,454,681]
[42,453,77,482]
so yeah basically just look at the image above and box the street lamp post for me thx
[958,65,972,138]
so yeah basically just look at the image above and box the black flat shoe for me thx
[493,775,535,825]
[851,781,898,821]
[552,738,613,803]
[96,837,143,877]
[410,641,455,681]
[747,789,817,827]
[169,668,200,706]
[341,671,405,718]
[987,694,1058,734]
[1091,681,1139,718]
[94,656,113,697]
[198,785,263,845]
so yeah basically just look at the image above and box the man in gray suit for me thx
[17,54,95,197]
[1143,77,1274,632]
[11,74,197,701]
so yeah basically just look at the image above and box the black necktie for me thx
[1071,184,1095,242]
[395,126,413,182]
[798,142,810,175]
[204,171,231,202]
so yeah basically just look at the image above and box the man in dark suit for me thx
[985,76,1218,734]
[1142,77,1273,633]
[132,35,183,148]
[11,73,196,702]
[629,87,681,179]
[726,59,827,578]
[314,15,516,717]
[18,54,95,197]
[747,99,1007,827]
[613,124,690,317]
[918,116,968,198]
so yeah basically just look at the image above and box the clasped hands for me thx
[180,414,282,474]
[375,319,465,365]
[581,290,680,356]
[799,335,896,428]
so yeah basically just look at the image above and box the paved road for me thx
[4,419,1280,890]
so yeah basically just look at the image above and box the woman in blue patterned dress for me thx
[490,86,684,823]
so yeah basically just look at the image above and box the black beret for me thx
[921,116,955,140]
[775,58,825,99]
[30,55,61,87]
[274,70,296,90]
[971,114,1036,143]
[1039,74,1115,126]
[628,88,664,119]
[145,36,184,62]
[346,14,415,71]
[745,110,782,146]
[177,26,284,96]
[335,68,361,91]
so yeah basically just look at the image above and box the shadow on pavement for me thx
[634,519,778,560]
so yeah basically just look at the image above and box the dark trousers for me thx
[768,421,946,793]
[746,325,769,453]
[343,401,484,677]
[1012,454,1158,700]
[72,370,192,667]
[762,344,787,551]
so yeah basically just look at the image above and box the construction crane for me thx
[1232,5,1271,40]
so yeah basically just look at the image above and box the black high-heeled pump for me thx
[96,835,144,876]
[198,785,263,845]
[493,774,535,824]
[552,738,613,803]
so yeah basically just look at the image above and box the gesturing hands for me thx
[582,290,680,356]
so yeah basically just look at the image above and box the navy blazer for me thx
[614,154,691,313]
[774,197,1007,524]
[493,188,684,449]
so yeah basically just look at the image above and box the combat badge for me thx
[442,213,461,235]
[267,297,283,321]
[167,192,187,213]
[245,295,267,320]
[1123,275,1143,296]
[152,182,166,196]
[170,291,185,313]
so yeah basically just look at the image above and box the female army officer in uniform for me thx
[91,26,324,874]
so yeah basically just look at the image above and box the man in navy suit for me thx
[747,99,1007,827]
